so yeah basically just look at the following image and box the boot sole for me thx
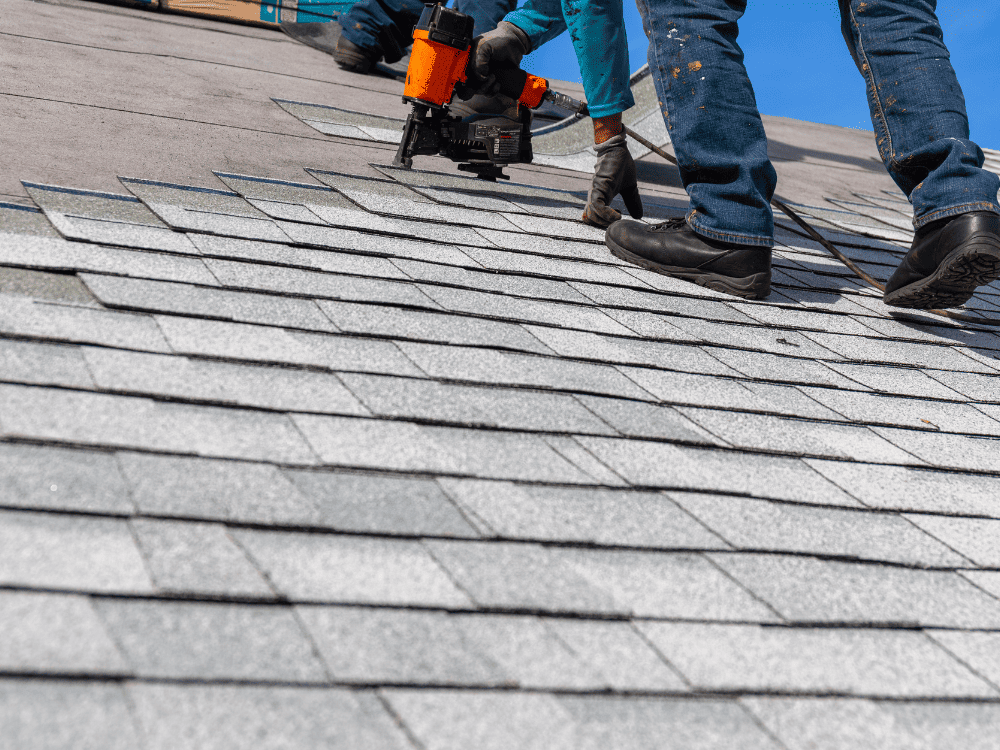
[884,239,1000,309]
[606,236,771,300]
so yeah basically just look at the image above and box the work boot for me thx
[334,36,380,74]
[606,217,772,300]
[884,211,1000,309]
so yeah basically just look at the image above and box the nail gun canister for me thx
[403,4,475,108]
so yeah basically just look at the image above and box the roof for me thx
[3,0,1000,748]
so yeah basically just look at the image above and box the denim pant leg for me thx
[338,0,426,62]
[838,0,1000,228]
[634,0,776,246]
[454,0,517,36]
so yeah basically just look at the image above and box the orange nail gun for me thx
[392,3,568,181]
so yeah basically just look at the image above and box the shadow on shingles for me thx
[767,139,885,173]
[635,159,686,190]
[886,312,1000,351]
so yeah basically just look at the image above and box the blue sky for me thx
[520,2,999,150]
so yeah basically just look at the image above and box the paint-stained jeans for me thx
[634,0,1000,246]
[341,0,517,62]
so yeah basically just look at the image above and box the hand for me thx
[464,22,531,97]
[583,133,644,228]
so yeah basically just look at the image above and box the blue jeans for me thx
[341,0,516,62]
[634,0,1000,247]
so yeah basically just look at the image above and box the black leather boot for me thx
[884,211,1000,309]
[605,217,772,300]
[334,36,380,74]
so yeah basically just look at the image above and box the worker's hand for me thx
[583,133,644,228]
[465,22,531,97]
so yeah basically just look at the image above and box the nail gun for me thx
[392,4,586,181]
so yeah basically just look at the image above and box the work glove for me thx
[583,133,644,228]
[463,21,531,97]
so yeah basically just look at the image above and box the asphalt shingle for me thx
[669,493,965,566]
[0,510,153,593]
[639,622,997,697]
[903,514,1000,567]
[0,592,129,675]
[235,529,472,607]
[710,553,1000,628]
[0,443,131,513]
[926,631,1000,691]
[0,337,94,388]
[129,684,413,750]
[285,469,478,536]
[95,600,326,681]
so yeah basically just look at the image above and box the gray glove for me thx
[467,21,531,97]
[583,133,644,228]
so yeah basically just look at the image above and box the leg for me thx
[633,0,776,246]
[604,0,773,300]
[455,0,519,36]
[840,0,1000,307]
[338,0,426,65]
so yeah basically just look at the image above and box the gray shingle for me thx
[297,606,504,685]
[438,479,729,549]
[802,332,997,372]
[0,384,319,464]
[0,294,170,351]
[207,259,437,309]
[670,493,965,566]
[82,347,369,414]
[129,684,412,750]
[564,547,779,620]
[189,232,362,272]
[730,302,878,335]
[0,510,153,592]
[461,246,649,287]
[710,553,1000,628]
[962,570,1000,600]
[575,395,723,444]
[383,690,577,750]
[0,233,212,282]
[317,300,550,353]
[577,437,861,505]
[903,514,1000,567]
[675,408,919,462]
[456,614,605,689]
[0,592,129,675]
[293,415,592,482]
[870,427,1000,472]
[417,284,633,335]
[131,519,274,597]
[235,529,472,606]
[95,600,326,681]
[615,366,762,409]
[213,172,354,209]
[0,443,130,513]
[826,361,968,398]
[684,319,842,359]
[927,631,1000,691]
[923,369,1000,401]
[474,228,622,262]
[525,326,736,375]
[338,189,523,232]
[705,347,858,387]
[0,204,60,236]
[557,696,785,750]
[800,387,1000,435]
[392,258,592,304]
[545,620,688,691]
[0,680,140,750]
[540,435,631,485]
[118,452,321,524]
[499,212,605,241]
[51,214,200,254]
[425,539,617,614]
[738,382,850,420]
[806,459,1000,516]
[638,622,996,697]
[0,338,94,388]
[339,373,615,434]
[81,275,337,333]
[744,698,1000,750]
[284,469,478,536]
[397,342,655,399]
[571,283,757,323]
[278,215,484,264]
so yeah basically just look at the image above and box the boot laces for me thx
[651,217,688,232]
